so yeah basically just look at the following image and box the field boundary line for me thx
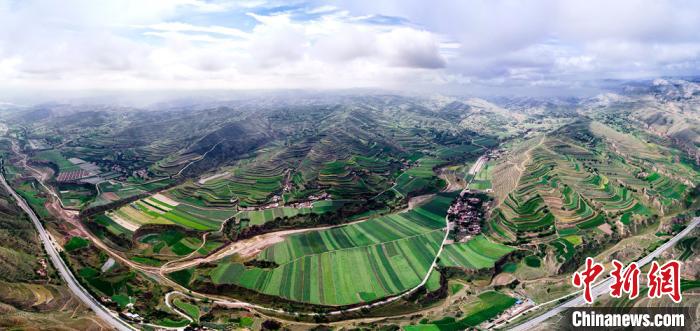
[267,228,446,268]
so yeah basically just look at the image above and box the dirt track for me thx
[9,138,487,324]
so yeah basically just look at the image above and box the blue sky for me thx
[1,0,699,95]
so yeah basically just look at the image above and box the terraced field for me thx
[394,157,447,197]
[0,182,107,329]
[642,172,688,206]
[486,121,696,267]
[89,179,175,208]
[151,152,203,176]
[5,89,700,330]
[236,200,348,226]
[134,229,223,259]
[102,193,227,232]
[0,281,108,329]
[162,118,485,209]
[172,139,399,207]
[204,193,457,306]
[197,165,286,208]
[492,141,640,239]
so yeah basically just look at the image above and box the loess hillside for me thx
[0,181,106,330]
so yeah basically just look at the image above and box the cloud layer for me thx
[1,0,699,94]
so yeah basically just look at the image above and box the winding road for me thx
[0,173,136,331]
[509,216,700,331]
[166,153,492,318]
[5,147,490,328]
[17,140,687,330]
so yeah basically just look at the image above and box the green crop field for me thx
[89,179,176,209]
[64,236,90,252]
[236,200,347,226]
[460,291,516,326]
[205,193,457,306]
[135,229,211,257]
[4,78,700,329]
[173,299,200,322]
[102,193,225,232]
[93,214,132,237]
[411,291,516,330]
[562,234,583,246]
[33,150,80,172]
[394,157,449,197]
[677,237,697,261]
[440,235,515,270]
[470,160,494,190]
[404,324,441,331]
[425,269,441,292]
[486,121,692,256]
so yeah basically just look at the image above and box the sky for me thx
[1,0,699,98]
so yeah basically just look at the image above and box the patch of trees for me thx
[134,223,199,240]
[57,182,97,196]
[418,271,448,305]
[440,265,494,282]
[261,320,281,330]
[191,279,372,318]
[226,201,370,242]
[512,225,556,245]
[83,218,132,250]
[493,279,520,291]
[244,259,279,269]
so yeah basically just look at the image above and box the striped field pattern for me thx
[209,192,457,306]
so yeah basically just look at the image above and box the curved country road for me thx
[1,173,136,331]
[165,153,492,318]
[0,150,489,329]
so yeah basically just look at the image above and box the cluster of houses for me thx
[98,297,142,322]
[486,148,504,160]
[132,168,149,180]
[447,190,487,242]
[484,296,535,329]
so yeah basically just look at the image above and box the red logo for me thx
[609,260,640,299]
[572,257,605,304]
[571,258,683,304]
[647,260,682,303]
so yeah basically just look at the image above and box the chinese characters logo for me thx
[571,257,682,304]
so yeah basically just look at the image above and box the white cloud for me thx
[146,22,250,39]
[307,5,337,14]
[342,0,700,86]
[377,28,445,68]
[0,0,699,95]
[0,0,451,91]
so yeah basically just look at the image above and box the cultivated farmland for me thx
[203,193,457,306]
[102,193,226,232]
[440,235,515,270]
[486,120,696,269]
[236,200,347,226]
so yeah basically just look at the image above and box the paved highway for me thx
[5,144,693,330]
[1,174,135,331]
[510,216,700,331]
